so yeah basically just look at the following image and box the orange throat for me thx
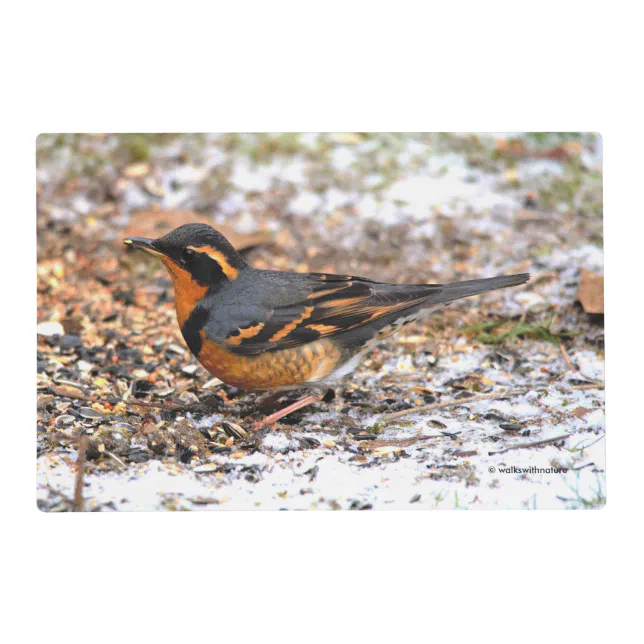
[161,258,208,327]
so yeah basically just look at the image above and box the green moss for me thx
[464,317,576,346]
[120,134,150,163]
[461,320,503,335]
[530,243,552,258]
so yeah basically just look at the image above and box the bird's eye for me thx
[181,248,196,264]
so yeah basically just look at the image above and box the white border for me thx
[4,1,642,641]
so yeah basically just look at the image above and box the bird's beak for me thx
[123,237,166,258]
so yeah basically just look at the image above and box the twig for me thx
[73,434,89,512]
[559,342,576,372]
[381,389,528,422]
[120,397,183,411]
[570,383,604,391]
[571,462,595,471]
[54,389,182,412]
[488,433,570,456]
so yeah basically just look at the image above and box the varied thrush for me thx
[124,223,529,428]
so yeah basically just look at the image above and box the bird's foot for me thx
[252,389,334,431]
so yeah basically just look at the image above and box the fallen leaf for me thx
[571,407,593,419]
[577,268,604,314]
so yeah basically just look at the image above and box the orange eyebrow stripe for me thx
[270,306,314,342]
[226,323,265,345]
[187,245,239,280]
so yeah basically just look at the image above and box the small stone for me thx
[167,344,185,355]
[182,364,198,376]
[483,412,506,421]
[76,360,94,373]
[61,335,83,349]
[37,321,64,337]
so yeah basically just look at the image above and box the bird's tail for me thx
[430,273,530,305]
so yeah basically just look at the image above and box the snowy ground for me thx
[37,342,605,511]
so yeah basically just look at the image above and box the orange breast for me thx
[196,333,342,390]
[161,258,341,389]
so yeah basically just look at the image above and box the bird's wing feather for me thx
[206,272,441,355]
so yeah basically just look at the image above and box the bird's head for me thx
[124,223,247,287]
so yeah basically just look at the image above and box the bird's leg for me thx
[253,389,332,430]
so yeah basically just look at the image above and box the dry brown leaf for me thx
[577,268,604,314]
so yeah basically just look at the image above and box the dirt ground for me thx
[36,133,604,511]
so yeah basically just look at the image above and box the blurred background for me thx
[36,132,602,295]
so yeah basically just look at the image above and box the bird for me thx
[124,223,529,429]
